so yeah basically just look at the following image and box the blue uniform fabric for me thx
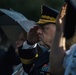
[63,44,76,75]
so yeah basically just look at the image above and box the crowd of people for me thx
[0,0,76,75]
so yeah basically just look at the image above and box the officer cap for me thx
[36,5,58,26]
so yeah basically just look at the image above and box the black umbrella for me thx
[0,8,35,47]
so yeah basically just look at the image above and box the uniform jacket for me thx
[18,43,51,75]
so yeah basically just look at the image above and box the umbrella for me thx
[0,8,36,47]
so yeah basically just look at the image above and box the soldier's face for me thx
[37,24,56,48]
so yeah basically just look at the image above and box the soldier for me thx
[17,5,58,75]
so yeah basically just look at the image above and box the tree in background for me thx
[0,0,64,22]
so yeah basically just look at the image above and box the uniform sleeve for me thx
[63,44,76,75]
[18,41,38,73]
[63,44,76,68]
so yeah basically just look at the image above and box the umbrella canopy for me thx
[0,8,36,48]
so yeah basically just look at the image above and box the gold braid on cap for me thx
[37,15,56,24]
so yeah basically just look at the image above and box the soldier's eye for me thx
[43,27,48,31]
[41,26,49,32]
[44,28,48,30]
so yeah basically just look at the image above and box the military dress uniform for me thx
[12,43,48,75]
[18,5,58,75]
[18,42,51,75]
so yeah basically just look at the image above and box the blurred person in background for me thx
[0,27,21,75]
